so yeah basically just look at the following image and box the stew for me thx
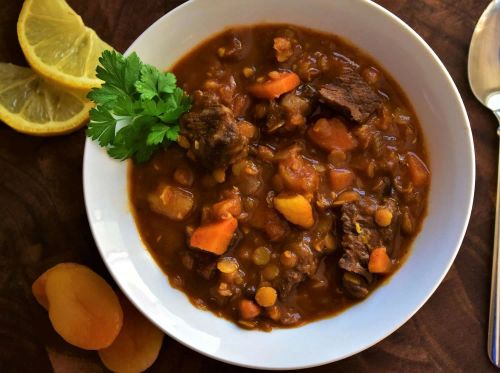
[129,24,430,331]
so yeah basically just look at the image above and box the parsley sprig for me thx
[86,50,191,162]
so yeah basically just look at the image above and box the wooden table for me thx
[0,0,495,371]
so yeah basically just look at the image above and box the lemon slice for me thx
[0,63,92,136]
[17,0,112,91]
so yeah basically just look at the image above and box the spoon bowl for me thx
[468,0,500,113]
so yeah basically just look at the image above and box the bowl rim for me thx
[83,0,475,369]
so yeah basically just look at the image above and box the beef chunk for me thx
[339,197,400,287]
[318,69,383,123]
[275,237,321,297]
[340,201,373,283]
[180,102,251,170]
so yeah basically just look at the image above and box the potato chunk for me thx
[148,185,194,221]
[44,263,123,350]
[274,193,314,228]
[98,298,164,373]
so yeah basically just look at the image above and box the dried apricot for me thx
[32,263,79,310]
[98,298,164,373]
[32,271,49,309]
[45,263,123,350]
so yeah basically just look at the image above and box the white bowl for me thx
[84,0,475,369]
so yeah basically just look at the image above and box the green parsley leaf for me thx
[158,72,177,94]
[88,51,142,108]
[165,124,180,141]
[86,50,191,163]
[135,64,177,101]
[86,107,116,146]
[107,144,131,160]
[147,125,168,146]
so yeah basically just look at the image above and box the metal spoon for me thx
[468,0,500,366]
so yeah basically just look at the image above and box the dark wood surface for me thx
[0,0,495,371]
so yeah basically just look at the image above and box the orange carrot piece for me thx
[308,118,357,152]
[238,299,261,320]
[407,152,430,187]
[190,217,238,255]
[368,247,392,274]
[248,72,300,99]
[329,169,355,193]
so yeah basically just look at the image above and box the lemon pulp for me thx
[0,63,92,135]
[17,0,112,90]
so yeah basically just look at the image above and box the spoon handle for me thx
[488,113,500,367]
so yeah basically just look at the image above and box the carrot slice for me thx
[308,118,357,152]
[248,72,300,99]
[238,299,261,320]
[368,247,392,274]
[329,169,355,193]
[190,217,238,255]
[407,152,430,187]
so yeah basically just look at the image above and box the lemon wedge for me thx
[17,0,112,91]
[0,63,92,136]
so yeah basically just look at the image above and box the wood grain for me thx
[0,0,495,371]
